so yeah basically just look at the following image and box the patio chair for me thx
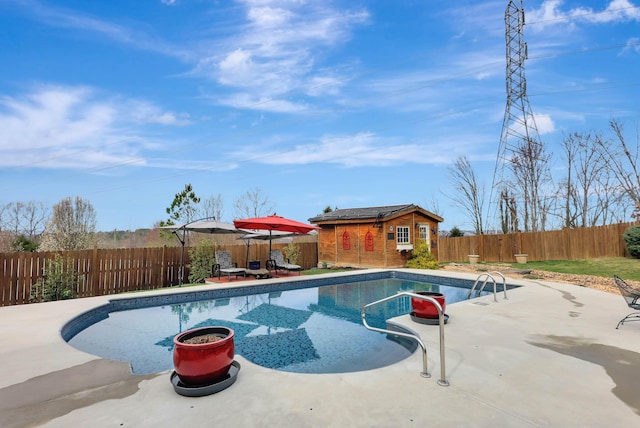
[613,275,640,329]
[268,250,302,275]
[212,250,246,281]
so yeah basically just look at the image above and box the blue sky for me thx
[1,0,638,232]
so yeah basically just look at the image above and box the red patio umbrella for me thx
[233,215,318,258]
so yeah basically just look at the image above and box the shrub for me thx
[406,239,440,270]
[283,242,301,265]
[188,242,215,283]
[30,254,78,302]
[623,226,640,258]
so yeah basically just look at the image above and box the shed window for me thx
[396,226,410,244]
[342,231,351,250]
[365,231,374,251]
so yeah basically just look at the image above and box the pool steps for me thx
[469,271,508,302]
[361,292,449,387]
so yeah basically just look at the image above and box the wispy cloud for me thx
[6,0,190,60]
[528,0,640,30]
[230,131,474,167]
[0,85,189,169]
[193,0,370,112]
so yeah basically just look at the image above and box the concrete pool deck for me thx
[1,268,639,427]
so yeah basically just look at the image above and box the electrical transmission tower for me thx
[492,0,550,233]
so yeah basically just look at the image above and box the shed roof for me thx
[308,204,443,224]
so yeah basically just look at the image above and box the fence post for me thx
[161,245,167,287]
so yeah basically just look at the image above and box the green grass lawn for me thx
[490,257,640,282]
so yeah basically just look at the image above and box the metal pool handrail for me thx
[361,292,449,387]
[469,271,508,302]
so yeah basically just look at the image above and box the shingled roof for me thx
[308,204,442,223]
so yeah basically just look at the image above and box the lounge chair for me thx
[268,250,302,275]
[613,275,640,329]
[212,250,246,281]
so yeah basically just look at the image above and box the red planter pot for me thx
[411,291,446,319]
[173,326,235,386]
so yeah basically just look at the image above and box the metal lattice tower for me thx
[491,0,548,231]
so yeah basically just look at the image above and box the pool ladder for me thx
[361,292,449,386]
[469,271,508,302]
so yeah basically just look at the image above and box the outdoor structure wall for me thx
[0,241,318,307]
[317,212,439,268]
[438,222,634,263]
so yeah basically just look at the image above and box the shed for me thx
[308,204,443,268]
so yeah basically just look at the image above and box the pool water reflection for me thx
[68,278,488,375]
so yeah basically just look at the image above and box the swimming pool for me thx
[65,271,501,375]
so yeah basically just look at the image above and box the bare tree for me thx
[509,137,553,232]
[233,187,274,219]
[19,201,49,238]
[39,196,97,251]
[201,193,224,221]
[499,188,518,233]
[447,156,485,234]
[558,132,617,228]
[0,201,49,251]
[595,119,640,220]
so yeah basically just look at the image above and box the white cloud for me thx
[0,85,189,169]
[621,37,640,54]
[532,113,556,135]
[528,0,640,30]
[230,132,475,168]
[194,0,370,112]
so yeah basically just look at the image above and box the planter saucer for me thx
[410,312,449,325]
[170,360,240,397]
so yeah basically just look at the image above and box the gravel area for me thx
[441,263,621,295]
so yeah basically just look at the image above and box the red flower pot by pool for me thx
[173,326,235,386]
[411,291,446,319]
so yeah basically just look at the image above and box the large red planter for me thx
[411,291,446,319]
[173,326,235,386]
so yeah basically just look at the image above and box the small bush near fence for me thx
[29,254,79,303]
[623,226,640,259]
[188,242,215,283]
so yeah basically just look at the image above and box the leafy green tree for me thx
[406,240,439,269]
[30,254,78,302]
[12,235,38,252]
[623,226,640,258]
[187,242,215,283]
[448,226,464,237]
[161,184,201,227]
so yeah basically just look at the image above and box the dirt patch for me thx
[183,334,225,344]
[442,263,622,295]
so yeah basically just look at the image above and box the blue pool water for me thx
[66,273,496,375]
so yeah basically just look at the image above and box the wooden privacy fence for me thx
[438,222,634,263]
[0,242,318,307]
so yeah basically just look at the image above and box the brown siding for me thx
[316,210,440,268]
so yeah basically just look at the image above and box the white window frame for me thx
[396,226,413,251]
[419,225,431,249]
[397,226,410,244]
